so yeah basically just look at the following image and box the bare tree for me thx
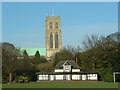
[2,43,21,83]
[82,34,99,51]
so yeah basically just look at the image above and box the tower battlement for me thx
[46,16,60,19]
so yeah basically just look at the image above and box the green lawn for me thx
[2,81,119,88]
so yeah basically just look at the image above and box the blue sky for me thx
[0,2,2,42]
[2,2,118,48]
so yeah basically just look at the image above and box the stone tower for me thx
[46,16,62,58]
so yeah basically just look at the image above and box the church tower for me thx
[46,16,62,58]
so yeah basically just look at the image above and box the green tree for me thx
[17,50,37,82]
[32,50,41,64]
[39,57,47,63]
[23,50,28,57]
[53,53,59,67]
[53,46,77,66]
[79,33,119,82]
[18,50,32,75]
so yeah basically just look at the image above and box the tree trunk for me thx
[9,73,12,83]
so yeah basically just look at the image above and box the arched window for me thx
[55,32,58,48]
[50,32,53,48]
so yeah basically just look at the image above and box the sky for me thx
[2,2,118,48]
[0,2,2,42]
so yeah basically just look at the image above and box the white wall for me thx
[38,74,48,80]
[82,75,87,80]
[55,69,81,73]
[63,65,71,72]
[72,69,80,72]
[50,75,54,81]
[55,75,64,80]
[72,75,81,80]
[87,74,98,80]
[38,73,98,81]
[66,75,71,80]
[54,69,63,72]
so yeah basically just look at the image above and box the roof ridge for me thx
[67,60,81,69]
[55,60,81,69]
[54,60,65,68]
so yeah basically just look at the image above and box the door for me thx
[82,75,87,80]
[66,75,71,80]
[50,75,54,81]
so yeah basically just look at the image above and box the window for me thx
[50,26,53,29]
[65,66,70,70]
[55,32,58,48]
[55,22,58,29]
[49,22,53,29]
[64,65,71,72]
[50,22,52,25]
[55,26,58,29]
[93,74,96,77]
[50,32,53,48]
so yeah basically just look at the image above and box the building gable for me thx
[55,60,81,69]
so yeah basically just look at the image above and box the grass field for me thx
[2,81,119,88]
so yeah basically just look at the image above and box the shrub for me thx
[24,77,30,83]
[40,58,47,63]
[19,76,30,83]
[97,67,113,82]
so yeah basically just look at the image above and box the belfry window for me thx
[50,22,52,25]
[55,32,58,48]
[49,22,53,29]
[50,32,53,48]
[55,22,58,29]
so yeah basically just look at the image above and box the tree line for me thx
[53,32,120,82]
[1,32,120,83]
[2,42,47,83]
